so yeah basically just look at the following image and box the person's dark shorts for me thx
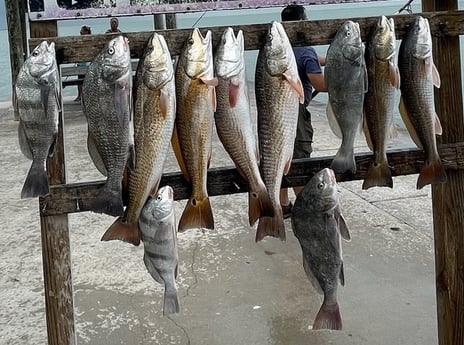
[293,103,313,159]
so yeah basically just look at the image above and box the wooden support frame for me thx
[18,7,464,345]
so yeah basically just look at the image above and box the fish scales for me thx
[398,16,447,189]
[255,21,303,242]
[174,28,216,232]
[16,41,60,198]
[363,16,399,189]
[83,36,134,218]
[214,27,274,226]
[102,33,176,246]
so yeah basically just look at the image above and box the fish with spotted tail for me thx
[139,185,180,316]
[214,27,274,226]
[291,168,351,330]
[83,35,135,217]
[398,15,447,189]
[15,40,60,198]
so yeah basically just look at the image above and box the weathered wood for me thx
[5,0,26,120]
[29,10,464,64]
[154,14,166,30]
[166,13,177,29]
[32,19,76,345]
[38,143,464,217]
[423,2,464,345]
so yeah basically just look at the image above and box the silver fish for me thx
[139,185,179,316]
[214,27,274,226]
[102,33,176,246]
[173,28,217,233]
[398,16,447,189]
[325,20,367,174]
[255,21,304,242]
[291,168,351,330]
[16,40,60,198]
[83,35,135,217]
[363,16,400,189]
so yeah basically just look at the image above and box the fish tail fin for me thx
[362,160,393,190]
[255,210,286,242]
[101,217,140,246]
[163,285,180,316]
[417,158,447,189]
[313,301,342,331]
[178,197,214,232]
[330,150,356,174]
[248,187,275,226]
[21,161,49,198]
[91,186,124,217]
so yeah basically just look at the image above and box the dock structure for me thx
[5,0,464,344]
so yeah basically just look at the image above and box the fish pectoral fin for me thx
[338,213,351,242]
[143,252,164,284]
[283,71,305,104]
[159,89,170,119]
[388,62,401,89]
[229,83,240,108]
[362,111,373,151]
[48,132,58,158]
[326,101,343,138]
[114,82,130,128]
[87,131,108,176]
[40,83,50,116]
[171,125,190,181]
[398,97,423,149]
[18,119,33,160]
[211,86,217,112]
[432,62,441,88]
[434,113,443,136]
[201,77,218,87]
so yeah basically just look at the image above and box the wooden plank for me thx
[423,2,464,345]
[32,19,77,345]
[38,143,464,217]
[29,10,464,64]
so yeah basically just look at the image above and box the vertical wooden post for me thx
[5,0,27,120]
[422,1,464,345]
[154,13,166,30]
[166,14,177,29]
[31,19,76,345]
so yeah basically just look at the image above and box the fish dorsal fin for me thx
[229,82,240,108]
[171,125,190,181]
[388,61,401,89]
[362,112,373,151]
[432,62,441,88]
[434,113,443,136]
[399,97,423,149]
[326,101,343,138]
[283,71,305,104]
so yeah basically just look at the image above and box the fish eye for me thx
[108,47,115,55]
[156,194,162,201]
[223,38,227,44]
[32,50,40,57]
[317,182,325,190]
[267,33,273,41]
[188,38,194,45]
[346,30,352,37]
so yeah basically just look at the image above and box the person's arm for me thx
[308,72,327,92]
[318,55,326,67]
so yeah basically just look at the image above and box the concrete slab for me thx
[0,95,438,345]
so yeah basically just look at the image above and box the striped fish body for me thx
[214,27,274,226]
[255,21,304,242]
[398,16,447,189]
[363,16,400,189]
[16,41,60,198]
[83,36,134,217]
[174,28,217,232]
[139,186,179,316]
[102,33,176,246]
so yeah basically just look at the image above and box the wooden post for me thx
[5,0,27,120]
[154,14,166,30]
[166,14,177,29]
[422,1,464,345]
[31,19,76,345]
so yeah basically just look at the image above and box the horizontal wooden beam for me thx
[38,142,464,216]
[30,10,464,64]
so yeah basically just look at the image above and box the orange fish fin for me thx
[432,62,441,88]
[178,197,214,232]
[283,71,304,104]
[398,97,423,149]
[255,211,286,242]
[159,89,169,119]
[434,113,443,136]
[171,125,190,181]
[313,301,342,330]
[362,111,373,151]
[201,77,218,87]
[362,159,393,190]
[417,158,447,189]
[149,179,161,198]
[229,83,240,108]
[211,86,217,112]
[248,187,274,226]
[101,217,141,246]
[388,61,401,89]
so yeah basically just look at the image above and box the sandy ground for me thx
[0,93,438,345]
